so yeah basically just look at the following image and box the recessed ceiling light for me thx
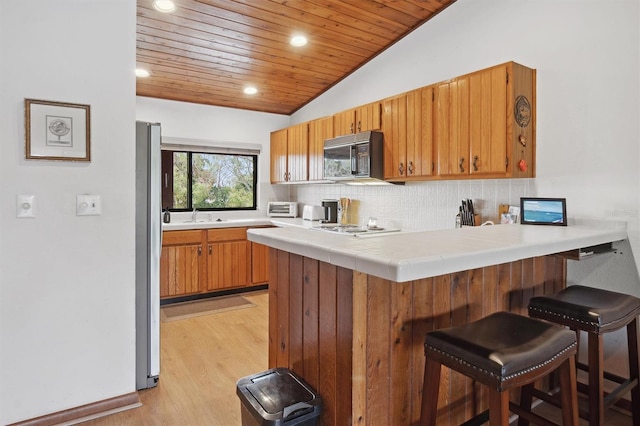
[244,86,258,95]
[290,35,308,47]
[136,68,150,78]
[152,0,176,13]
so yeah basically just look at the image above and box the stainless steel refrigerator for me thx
[135,121,161,389]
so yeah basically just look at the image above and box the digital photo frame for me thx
[520,197,567,226]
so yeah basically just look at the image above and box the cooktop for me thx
[311,224,400,235]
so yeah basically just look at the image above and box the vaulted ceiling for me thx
[136,0,457,115]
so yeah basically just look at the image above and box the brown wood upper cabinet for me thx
[307,116,333,181]
[333,101,381,136]
[270,122,309,183]
[434,62,536,179]
[382,87,434,180]
[269,61,535,184]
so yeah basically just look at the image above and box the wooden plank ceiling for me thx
[136,0,457,115]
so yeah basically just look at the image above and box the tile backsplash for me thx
[289,179,534,231]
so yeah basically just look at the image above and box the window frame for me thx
[161,149,258,212]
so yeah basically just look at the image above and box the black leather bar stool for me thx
[420,311,579,426]
[528,285,640,426]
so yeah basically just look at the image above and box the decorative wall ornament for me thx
[514,95,531,128]
[25,99,91,161]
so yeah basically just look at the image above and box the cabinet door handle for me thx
[357,120,361,132]
[473,155,479,172]
[208,245,212,255]
[408,161,414,175]
[198,246,202,256]
[398,162,404,175]
[350,122,354,134]
[459,157,465,173]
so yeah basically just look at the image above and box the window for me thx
[161,150,257,211]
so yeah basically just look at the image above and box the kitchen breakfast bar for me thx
[247,220,627,426]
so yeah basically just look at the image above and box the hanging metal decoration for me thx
[514,95,531,147]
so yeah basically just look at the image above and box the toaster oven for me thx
[267,201,298,218]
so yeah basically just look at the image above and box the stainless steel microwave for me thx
[323,131,384,181]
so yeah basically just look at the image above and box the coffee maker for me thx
[321,199,338,223]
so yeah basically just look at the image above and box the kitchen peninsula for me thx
[247,220,627,426]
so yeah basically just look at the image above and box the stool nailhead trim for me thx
[425,342,577,384]
[528,306,635,331]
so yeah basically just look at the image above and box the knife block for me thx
[456,214,481,227]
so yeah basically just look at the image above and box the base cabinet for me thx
[160,230,204,298]
[206,228,251,291]
[161,227,270,300]
[251,241,269,284]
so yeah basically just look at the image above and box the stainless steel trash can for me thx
[236,368,322,426]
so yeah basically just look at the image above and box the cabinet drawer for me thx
[207,227,247,242]
[162,230,203,246]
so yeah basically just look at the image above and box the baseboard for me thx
[8,392,141,426]
[160,283,268,305]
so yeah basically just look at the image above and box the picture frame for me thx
[520,197,567,226]
[25,99,91,161]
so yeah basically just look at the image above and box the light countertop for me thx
[246,219,628,282]
[162,217,274,231]
[162,216,330,231]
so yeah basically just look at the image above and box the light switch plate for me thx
[17,194,35,218]
[76,194,102,216]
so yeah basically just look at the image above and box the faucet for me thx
[191,207,198,222]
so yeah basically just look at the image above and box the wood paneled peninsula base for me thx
[248,221,626,426]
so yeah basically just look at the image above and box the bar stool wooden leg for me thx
[627,318,640,425]
[488,390,510,426]
[558,356,579,426]
[587,332,604,426]
[518,383,534,426]
[420,357,442,426]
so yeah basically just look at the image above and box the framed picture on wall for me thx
[25,99,91,161]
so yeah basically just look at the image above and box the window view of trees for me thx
[163,150,257,211]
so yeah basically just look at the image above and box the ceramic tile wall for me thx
[290,179,534,231]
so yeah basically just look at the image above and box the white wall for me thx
[136,97,291,215]
[291,0,640,286]
[0,1,136,423]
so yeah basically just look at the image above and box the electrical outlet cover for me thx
[76,194,102,216]
[17,195,35,218]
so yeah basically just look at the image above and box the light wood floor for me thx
[81,290,269,426]
[79,288,633,426]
